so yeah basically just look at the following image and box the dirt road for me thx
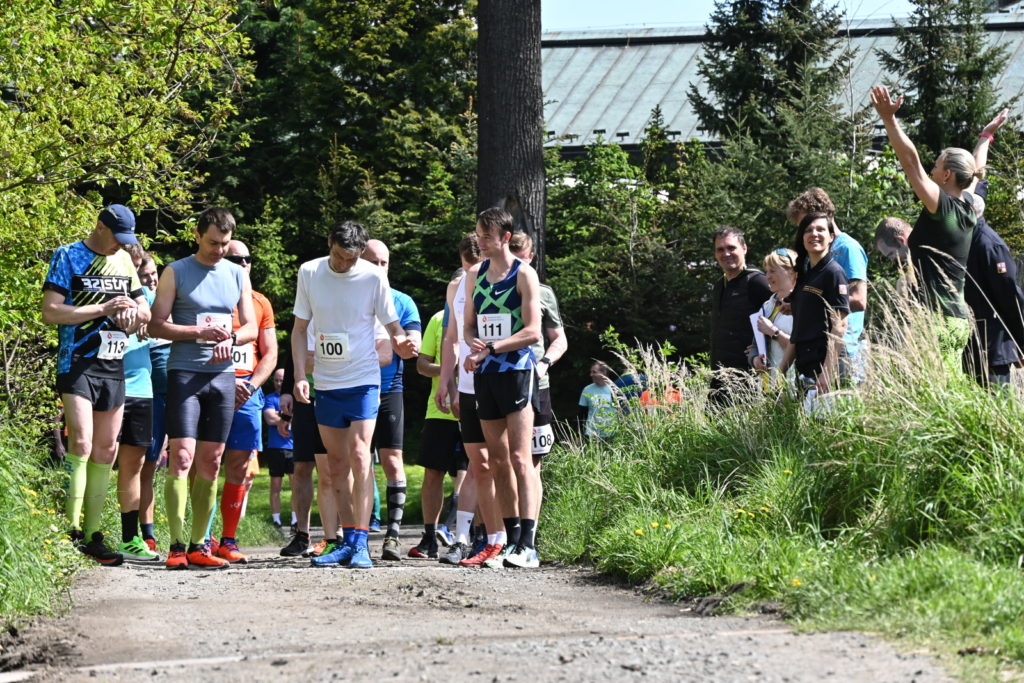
[1,526,948,682]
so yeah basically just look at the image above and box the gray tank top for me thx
[167,255,244,373]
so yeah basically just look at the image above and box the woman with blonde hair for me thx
[750,248,797,384]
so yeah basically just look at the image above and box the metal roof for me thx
[541,12,1024,147]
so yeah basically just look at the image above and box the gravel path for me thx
[1,526,949,682]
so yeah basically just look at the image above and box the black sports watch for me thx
[486,341,497,355]
[230,331,238,346]
[539,356,552,366]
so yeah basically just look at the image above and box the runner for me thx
[410,301,468,559]
[138,252,167,552]
[148,207,258,570]
[42,204,149,566]
[113,246,160,561]
[361,239,422,561]
[215,239,278,564]
[435,234,493,566]
[263,368,297,530]
[293,221,415,569]
[461,209,542,569]
[508,231,567,567]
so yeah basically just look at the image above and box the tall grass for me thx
[542,297,1024,671]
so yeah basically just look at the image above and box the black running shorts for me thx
[118,396,153,447]
[416,419,467,476]
[473,370,538,421]
[264,448,295,477]
[458,392,485,445]
[292,398,324,463]
[371,391,404,451]
[57,371,125,412]
[165,370,235,443]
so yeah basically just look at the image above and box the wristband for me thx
[279,413,292,422]
[978,131,995,142]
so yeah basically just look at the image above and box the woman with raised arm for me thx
[870,85,984,372]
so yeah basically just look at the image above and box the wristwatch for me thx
[771,329,780,340]
[539,356,552,366]
[486,341,497,355]
[230,331,238,346]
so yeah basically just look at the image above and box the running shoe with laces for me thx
[143,537,158,553]
[311,542,354,567]
[348,544,373,569]
[368,517,382,533]
[215,538,248,564]
[434,525,454,548]
[483,544,513,569]
[304,538,328,558]
[503,544,540,569]
[186,543,229,570]
[312,539,339,558]
[408,540,437,559]
[80,532,124,566]
[458,543,503,568]
[439,541,470,565]
[381,536,402,561]
[470,534,487,558]
[280,532,310,557]
[166,542,188,570]
[118,536,159,561]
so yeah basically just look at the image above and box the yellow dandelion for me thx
[663,523,672,529]
[759,507,769,512]
[747,512,755,518]
[31,509,42,515]
[790,578,802,587]
[783,469,793,475]
[650,522,660,528]
[634,528,644,536]
[736,508,745,514]
[868,574,877,581]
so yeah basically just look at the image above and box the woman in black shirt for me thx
[780,213,850,393]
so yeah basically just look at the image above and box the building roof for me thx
[541,11,1024,147]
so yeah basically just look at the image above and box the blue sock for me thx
[352,527,369,550]
[343,526,356,546]
[140,523,155,540]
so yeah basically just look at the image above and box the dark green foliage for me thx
[877,0,1013,159]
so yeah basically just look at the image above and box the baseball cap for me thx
[98,204,139,245]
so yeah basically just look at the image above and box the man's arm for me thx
[848,280,867,313]
[41,289,137,326]
[147,267,230,344]
[435,280,461,414]
[291,317,311,403]
[383,319,416,359]
[970,109,1009,192]
[417,352,439,378]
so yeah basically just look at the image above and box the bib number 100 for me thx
[316,332,350,362]
[320,340,345,356]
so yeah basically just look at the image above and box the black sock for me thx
[121,510,139,544]
[140,522,155,540]
[503,516,521,548]
[520,519,537,549]
[386,482,406,538]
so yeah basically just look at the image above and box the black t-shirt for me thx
[965,182,1024,367]
[910,189,975,318]
[710,268,772,370]
[790,254,850,347]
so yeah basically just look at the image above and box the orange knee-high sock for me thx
[220,482,247,539]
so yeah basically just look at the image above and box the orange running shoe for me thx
[215,538,248,564]
[186,544,229,570]
[458,543,503,568]
[306,538,328,557]
[166,543,188,570]
[144,538,158,553]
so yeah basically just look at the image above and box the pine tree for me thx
[876,0,1012,158]
[688,0,850,146]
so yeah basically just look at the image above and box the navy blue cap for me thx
[98,204,138,245]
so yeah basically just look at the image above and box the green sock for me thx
[190,476,218,545]
[63,454,88,529]
[165,475,189,546]
[82,461,112,539]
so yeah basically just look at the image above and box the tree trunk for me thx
[476,0,547,280]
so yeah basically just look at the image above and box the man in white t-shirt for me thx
[292,221,415,569]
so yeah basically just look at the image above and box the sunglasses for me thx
[225,254,252,265]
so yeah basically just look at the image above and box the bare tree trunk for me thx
[476,0,547,279]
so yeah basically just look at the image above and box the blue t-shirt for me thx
[263,392,294,450]
[379,289,422,394]
[829,232,868,358]
[124,288,155,399]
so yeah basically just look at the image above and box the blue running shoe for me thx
[348,545,373,569]
[311,543,354,567]
[470,535,487,557]
[368,517,382,533]
[435,525,454,548]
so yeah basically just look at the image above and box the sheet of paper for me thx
[750,312,767,358]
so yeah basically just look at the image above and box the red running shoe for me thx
[458,543,503,568]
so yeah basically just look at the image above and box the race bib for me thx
[97,331,128,360]
[531,424,555,456]
[197,312,232,346]
[232,344,255,372]
[478,313,511,342]
[315,332,351,362]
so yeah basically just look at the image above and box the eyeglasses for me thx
[774,248,793,267]
[225,255,252,265]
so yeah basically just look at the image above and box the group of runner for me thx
[45,203,567,570]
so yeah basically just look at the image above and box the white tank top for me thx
[453,273,474,395]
